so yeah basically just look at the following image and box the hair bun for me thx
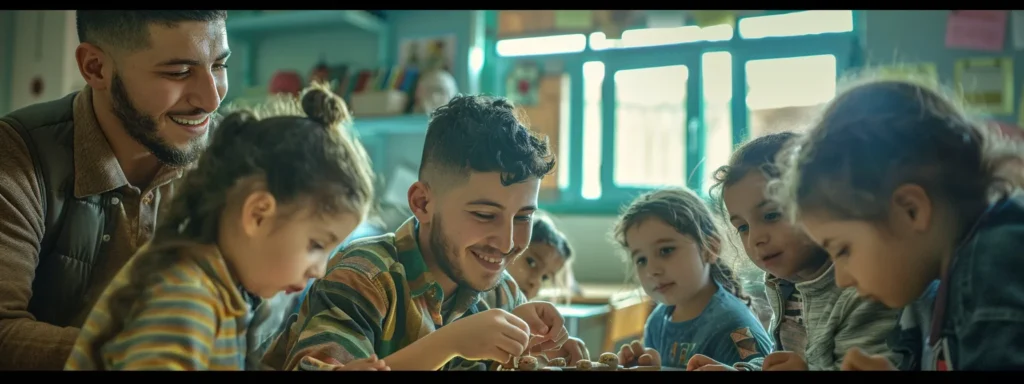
[300,82,351,128]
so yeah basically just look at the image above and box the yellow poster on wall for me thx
[690,11,737,29]
[954,57,1014,115]
[554,10,593,31]
[876,63,940,86]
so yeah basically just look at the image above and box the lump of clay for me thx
[548,357,566,367]
[598,352,620,368]
[518,355,540,371]
[576,359,593,370]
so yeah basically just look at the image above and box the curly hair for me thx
[76,11,227,52]
[418,95,555,188]
[612,187,752,307]
[87,82,376,359]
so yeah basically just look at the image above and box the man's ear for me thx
[408,181,433,224]
[76,42,113,91]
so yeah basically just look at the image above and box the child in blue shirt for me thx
[612,187,773,369]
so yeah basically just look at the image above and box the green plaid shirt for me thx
[264,217,527,371]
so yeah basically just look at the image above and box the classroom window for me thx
[496,34,587,57]
[581,61,604,200]
[701,51,733,193]
[613,65,689,189]
[739,10,854,39]
[588,24,733,51]
[746,54,837,137]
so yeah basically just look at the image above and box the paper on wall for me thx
[945,10,1008,51]
[954,57,1014,115]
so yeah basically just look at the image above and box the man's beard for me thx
[110,72,207,167]
[428,213,504,294]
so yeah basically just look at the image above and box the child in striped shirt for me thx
[64,84,385,371]
[689,132,901,371]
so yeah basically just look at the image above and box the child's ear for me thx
[890,184,932,233]
[241,191,278,238]
[704,236,722,264]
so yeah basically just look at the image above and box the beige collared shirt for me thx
[0,87,184,370]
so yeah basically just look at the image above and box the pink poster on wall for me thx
[946,10,1008,51]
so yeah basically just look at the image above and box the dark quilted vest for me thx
[1,91,121,327]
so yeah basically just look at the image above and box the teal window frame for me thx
[481,11,863,215]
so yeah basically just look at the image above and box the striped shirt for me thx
[65,243,256,370]
[778,289,807,357]
[263,217,528,371]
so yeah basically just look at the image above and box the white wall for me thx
[8,11,82,112]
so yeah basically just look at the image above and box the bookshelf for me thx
[228,10,390,91]
[227,10,386,37]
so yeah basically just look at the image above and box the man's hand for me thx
[686,354,737,371]
[299,355,390,371]
[762,351,808,371]
[512,301,568,352]
[840,348,897,371]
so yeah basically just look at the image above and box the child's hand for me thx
[336,355,391,371]
[444,308,532,363]
[762,351,808,371]
[512,302,568,352]
[298,354,390,371]
[617,340,661,367]
[543,336,590,365]
[686,354,737,371]
[840,348,896,371]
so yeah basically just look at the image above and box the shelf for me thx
[228,11,386,38]
[352,114,430,137]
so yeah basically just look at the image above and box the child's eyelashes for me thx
[833,245,850,258]
[764,212,782,222]
[658,246,675,257]
[308,240,325,251]
[634,256,648,267]
[735,224,749,234]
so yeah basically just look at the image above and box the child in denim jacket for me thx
[769,78,1024,370]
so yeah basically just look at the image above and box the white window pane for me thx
[581,61,604,200]
[746,55,837,137]
[613,65,688,189]
[496,34,587,57]
[702,52,733,194]
[557,74,571,190]
[739,10,854,39]
[589,25,733,51]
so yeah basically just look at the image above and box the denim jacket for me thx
[889,193,1024,371]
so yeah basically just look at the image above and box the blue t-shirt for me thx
[643,284,773,368]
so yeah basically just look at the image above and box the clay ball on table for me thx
[548,357,567,367]
[518,355,540,371]
[576,359,593,370]
[598,352,620,367]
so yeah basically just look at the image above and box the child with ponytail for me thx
[687,131,900,371]
[64,84,386,371]
[612,187,772,369]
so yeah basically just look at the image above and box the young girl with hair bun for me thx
[65,84,386,371]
